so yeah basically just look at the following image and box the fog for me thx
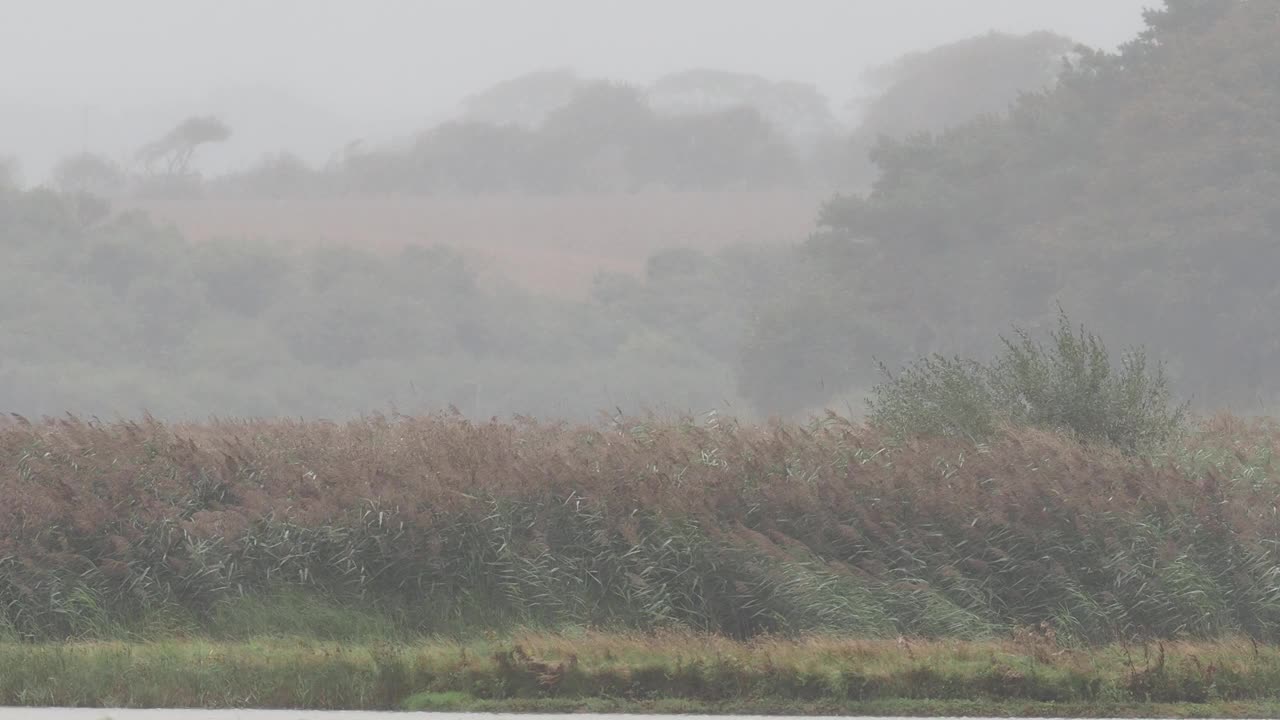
[12,4,1280,699]
[3,0,1150,180]
[7,0,1276,423]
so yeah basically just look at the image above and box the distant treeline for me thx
[1,184,798,419]
[44,33,1077,198]
[8,1,1280,420]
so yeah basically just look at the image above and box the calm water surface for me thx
[0,707,1172,712]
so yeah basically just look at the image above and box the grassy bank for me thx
[2,413,1280,643]
[2,633,1279,715]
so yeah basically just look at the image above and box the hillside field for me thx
[133,190,826,297]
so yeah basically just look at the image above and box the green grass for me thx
[401,696,1280,717]
[2,632,1279,714]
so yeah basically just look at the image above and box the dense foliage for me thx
[331,82,806,194]
[853,30,1076,141]
[45,39,1072,201]
[0,186,786,419]
[750,0,1280,414]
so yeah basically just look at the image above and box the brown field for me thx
[132,189,827,297]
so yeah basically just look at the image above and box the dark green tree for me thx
[745,0,1280,413]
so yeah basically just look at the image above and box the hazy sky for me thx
[1,0,1156,181]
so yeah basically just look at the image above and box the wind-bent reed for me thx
[2,412,1278,642]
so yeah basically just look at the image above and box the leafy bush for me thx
[867,311,1187,452]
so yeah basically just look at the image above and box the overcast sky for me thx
[1,0,1156,181]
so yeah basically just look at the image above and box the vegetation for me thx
[5,2,1279,714]
[868,311,1187,452]
[459,68,587,128]
[3,634,1280,713]
[341,80,804,194]
[1,23,1155,423]
[253,39,1066,196]
[44,34,1065,202]
[51,152,127,197]
[1,412,1278,644]
[0,184,765,420]
[0,155,19,190]
[135,115,232,179]
[853,30,1077,141]
[754,0,1280,415]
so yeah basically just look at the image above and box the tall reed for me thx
[1,412,1277,642]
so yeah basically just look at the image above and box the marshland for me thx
[3,1,1280,715]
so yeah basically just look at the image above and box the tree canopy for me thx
[743,0,1280,414]
[852,30,1077,140]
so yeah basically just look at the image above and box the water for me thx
[0,713,1183,720]
[0,713,937,720]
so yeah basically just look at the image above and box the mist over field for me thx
[3,0,1149,179]
[10,8,1280,707]
[3,0,1276,423]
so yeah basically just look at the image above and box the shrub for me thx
[867,310,1187,452]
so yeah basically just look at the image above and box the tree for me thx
[136,115,232,177]
[460,68,587,127]
[851,31,1078,139]
[745,0,1280,413]
[1133,0,1236,43]
[219,151,317,198]
[648,69,839,149]
[531,82,657,191]
[51,152,125,196]
[541,82,655,147]
[734,246,907,417]
[411,121,534,193]
[0,155,20,190]
[633,106,798,190]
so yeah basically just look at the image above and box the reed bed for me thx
[1,412,1278,642]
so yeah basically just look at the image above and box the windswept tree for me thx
[136,115,232,177]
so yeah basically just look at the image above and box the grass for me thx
[2,412,1279,643]
[400,697,1280,718]
[2,633,1279,714]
